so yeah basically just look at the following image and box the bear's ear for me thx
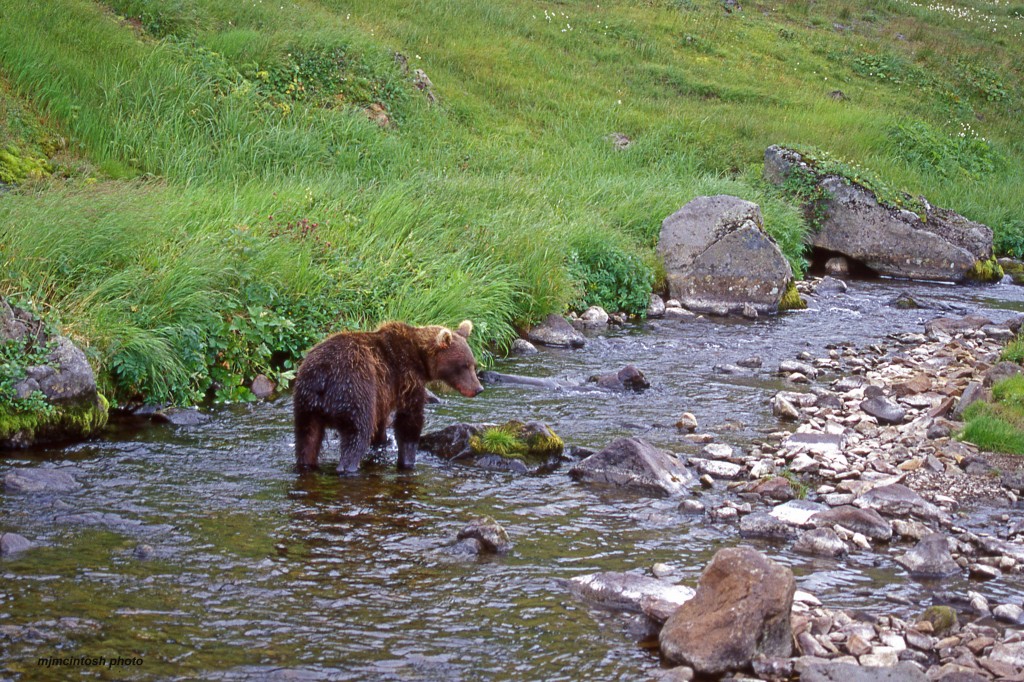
[435,327,454,349]
[456,320,473,338]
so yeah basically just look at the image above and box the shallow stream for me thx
[3,278,1024,681]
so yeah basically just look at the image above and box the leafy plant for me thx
[787,144,927,217]
[889,118,1000,180]
[566,239,654,316]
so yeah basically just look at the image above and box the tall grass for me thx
[1,0,1023,404]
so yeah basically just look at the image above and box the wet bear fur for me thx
[293,320,483,473]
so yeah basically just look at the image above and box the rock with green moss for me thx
[1,297,108,448]
[919,605,958,636]
[421,420,566,474]
[998,258,1024,285]
[778,281,806,311]
[765,146,995,283]
[966,257,1005,283]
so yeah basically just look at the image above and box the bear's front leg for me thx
[393,409,425,470]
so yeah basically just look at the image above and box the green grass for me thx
[1,0,1023,405]
[961,375,1024,455]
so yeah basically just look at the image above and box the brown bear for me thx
[293,320,483,473]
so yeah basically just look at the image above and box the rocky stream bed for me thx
[3,276,1024,681]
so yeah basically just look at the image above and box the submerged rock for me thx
[563,571,694,617]
[794,528,848,557]
[659,546,795,674]
[657,195,793,316]
[895,533,960,578]
[569,437,695,497]
[456,516,513,554]
[4,467,83,494]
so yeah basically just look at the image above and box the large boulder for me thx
[764,146,993,282]
[656,195,793,316]
[568,437,695,497]
[659,546,795,674]
[1,298,108,448]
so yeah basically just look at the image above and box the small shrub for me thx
[888,118,1000,180]
[994,220,1024,259]
[104,0,201,39]
[956,60,1010,102]
[787,144,926,217]
[566,239,654,316]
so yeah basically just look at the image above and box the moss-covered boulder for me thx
[765,146,995,283]
[1,298,108,448]
[421,420,566,474]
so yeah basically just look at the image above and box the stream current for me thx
[3,278,1024,680]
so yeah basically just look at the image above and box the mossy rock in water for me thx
[422,421,566,473]
[0,393,108,448]
[778,281,807,311]
[919,605,958,636]
[469,421,564,459]
[999,258,1024,285]
[965,257,1004,283]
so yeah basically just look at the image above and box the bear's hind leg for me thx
[295,413,325,471]
[337,427,371,474]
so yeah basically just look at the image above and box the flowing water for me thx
[3,278,1024,681]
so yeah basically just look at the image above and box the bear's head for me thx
[430,320,484,398]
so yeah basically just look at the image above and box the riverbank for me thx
[3,0,1024,410]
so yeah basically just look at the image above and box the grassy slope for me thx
[1,0,1022,406]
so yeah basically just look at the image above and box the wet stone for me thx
[855,483,949,524]
[456,516,512,554]
[770,500,829,528]
[154,407,211,426]
[569,437,696,497]
[4,467,82,494]
[510,338,538,355]
[526,314,586,348]
[739,512,799,541]
[794,528,848,557]
[659,547,795,674]
[750,476,796,501]
[809,506,892,542]
[992,603,1024,625]
[691,458,743,480]
[563,571,694,614]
